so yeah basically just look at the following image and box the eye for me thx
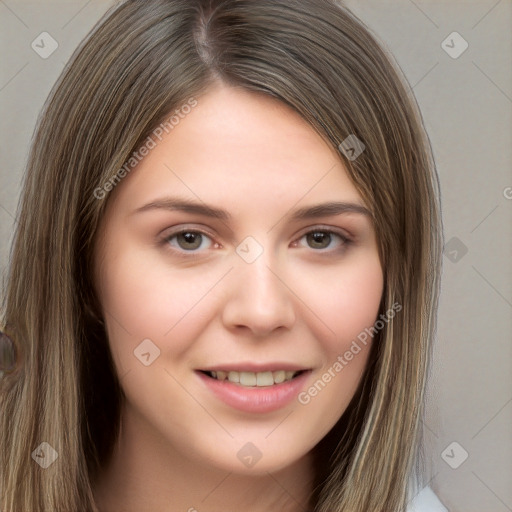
[162,229,215,254]
[159,226,351,258]
[294,228,351,252]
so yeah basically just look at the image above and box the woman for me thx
[0,1,446,510]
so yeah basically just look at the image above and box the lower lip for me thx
[196,371,311,413]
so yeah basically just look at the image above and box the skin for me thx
[92,82,384,512]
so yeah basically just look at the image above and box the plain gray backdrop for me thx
[0,1,511,511]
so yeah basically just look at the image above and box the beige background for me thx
[1,1,511,510]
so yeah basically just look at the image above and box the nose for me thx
[221,253,296,338]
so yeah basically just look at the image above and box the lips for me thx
[196,368,312,413]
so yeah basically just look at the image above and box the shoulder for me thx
[406,485,449,512]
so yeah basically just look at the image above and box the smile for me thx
[196,368,312,413]
[202,370,304,387]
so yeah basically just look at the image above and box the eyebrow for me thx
[131,196,372,222]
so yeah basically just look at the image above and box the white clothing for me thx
[407,485,449,511]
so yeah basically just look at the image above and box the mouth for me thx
[199,369,306,387]
[196,367,312,413]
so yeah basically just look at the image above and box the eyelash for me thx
[159,226,352,259]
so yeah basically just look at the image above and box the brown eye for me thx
[176,232,203,250]
[163,230,213,253]
[306,231,333,249]
[298,229,350,251]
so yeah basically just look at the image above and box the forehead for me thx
[105,83,365,219]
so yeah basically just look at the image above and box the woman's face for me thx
[94,83,383,475]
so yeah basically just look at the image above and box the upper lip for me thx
[198,362,311,373]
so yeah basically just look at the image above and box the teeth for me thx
[256,371,274,386]
[228,371,239,383]
[240,371,257,386]
[209,370,300,387]
[273,370,285,384]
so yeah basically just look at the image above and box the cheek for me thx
[96,240,226,370]
[293,255,383,435]
[295,251,384,352]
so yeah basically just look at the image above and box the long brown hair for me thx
[0,1,443,510]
